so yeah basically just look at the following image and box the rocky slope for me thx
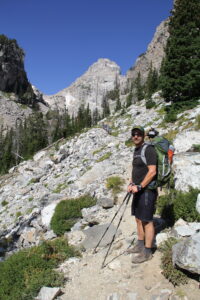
[0,95,200,299]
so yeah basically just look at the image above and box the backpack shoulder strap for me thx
[141,143,150,165]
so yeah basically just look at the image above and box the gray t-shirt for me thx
[132,144,157,185]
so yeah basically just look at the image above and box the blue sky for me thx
[1,0,173,95]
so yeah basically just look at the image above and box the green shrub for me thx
[1,200,8,206]
[145,99,156,109]
[51,195,96,235]
[157,188,200,225]
[192,144,200,152]
[160,238,188,286]
[164,111,177,123]
[106,176,125,195]
[0,238,79,300]
[97,152,112,162]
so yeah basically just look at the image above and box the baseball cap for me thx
[131,126,145,136]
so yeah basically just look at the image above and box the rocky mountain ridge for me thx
[43,19,169,116]
[0,95,200,299]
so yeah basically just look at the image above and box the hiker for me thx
[127,126,158,263]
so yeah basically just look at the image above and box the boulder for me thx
[172,222,200,237]
[172,232,200,274]
[82,223,121,249]
[81,205,101,225]
[41,201,60,228]
[36,287,61,300]
[97,197,114,208]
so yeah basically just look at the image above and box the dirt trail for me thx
[60,199,200,300]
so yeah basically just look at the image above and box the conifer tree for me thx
[145,64,158,99]
[115,96,122,112]
[134,72,145,101]
[101,96,110,118]
[126,92,133,108]
[160,0,200,107]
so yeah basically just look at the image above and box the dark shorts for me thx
[131,189,158,222]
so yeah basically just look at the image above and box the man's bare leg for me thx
[143,221,154,248]
[135,217,145,241]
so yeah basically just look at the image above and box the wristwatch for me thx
[136,184,142,191]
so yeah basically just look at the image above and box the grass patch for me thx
[28,197,33,202]
[1,200,8,207]
[28,178,39,185]
[160,238,188,286]
[106,176,125,196]
[163,129,178,142]
[111,131,119,137]
[96,152,112,162]
[156,188,200,226]
[50,194,96,235]
[53,183,68,193]
[16,211,22,218]
[93,146,106,155]
[0,237,79,300]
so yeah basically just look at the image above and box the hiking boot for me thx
[131,250,152,264]
[126,242,144,254]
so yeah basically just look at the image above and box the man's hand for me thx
[127,183,139,193]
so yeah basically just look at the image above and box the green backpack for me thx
[141,136,173,189]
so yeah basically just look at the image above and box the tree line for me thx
[0,105,101,174]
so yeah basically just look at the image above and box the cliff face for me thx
[0,35,49,131]
[0,35,34,102]
[126,20,169,83]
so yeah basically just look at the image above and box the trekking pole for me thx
[93,192,131,254]
[101,192,132,268]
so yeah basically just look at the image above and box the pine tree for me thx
[145,64,158,99]
[101,96,110,118]
[160,0,200,108]
[134,72,145,101]
[126,92,133,107]
[115,96,122,112]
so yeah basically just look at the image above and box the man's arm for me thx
[140,165,156,188]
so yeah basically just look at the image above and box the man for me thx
[127,126,157,263]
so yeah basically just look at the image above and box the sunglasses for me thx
[131,132,143,137]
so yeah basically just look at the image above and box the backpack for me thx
[141,136,174,189]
